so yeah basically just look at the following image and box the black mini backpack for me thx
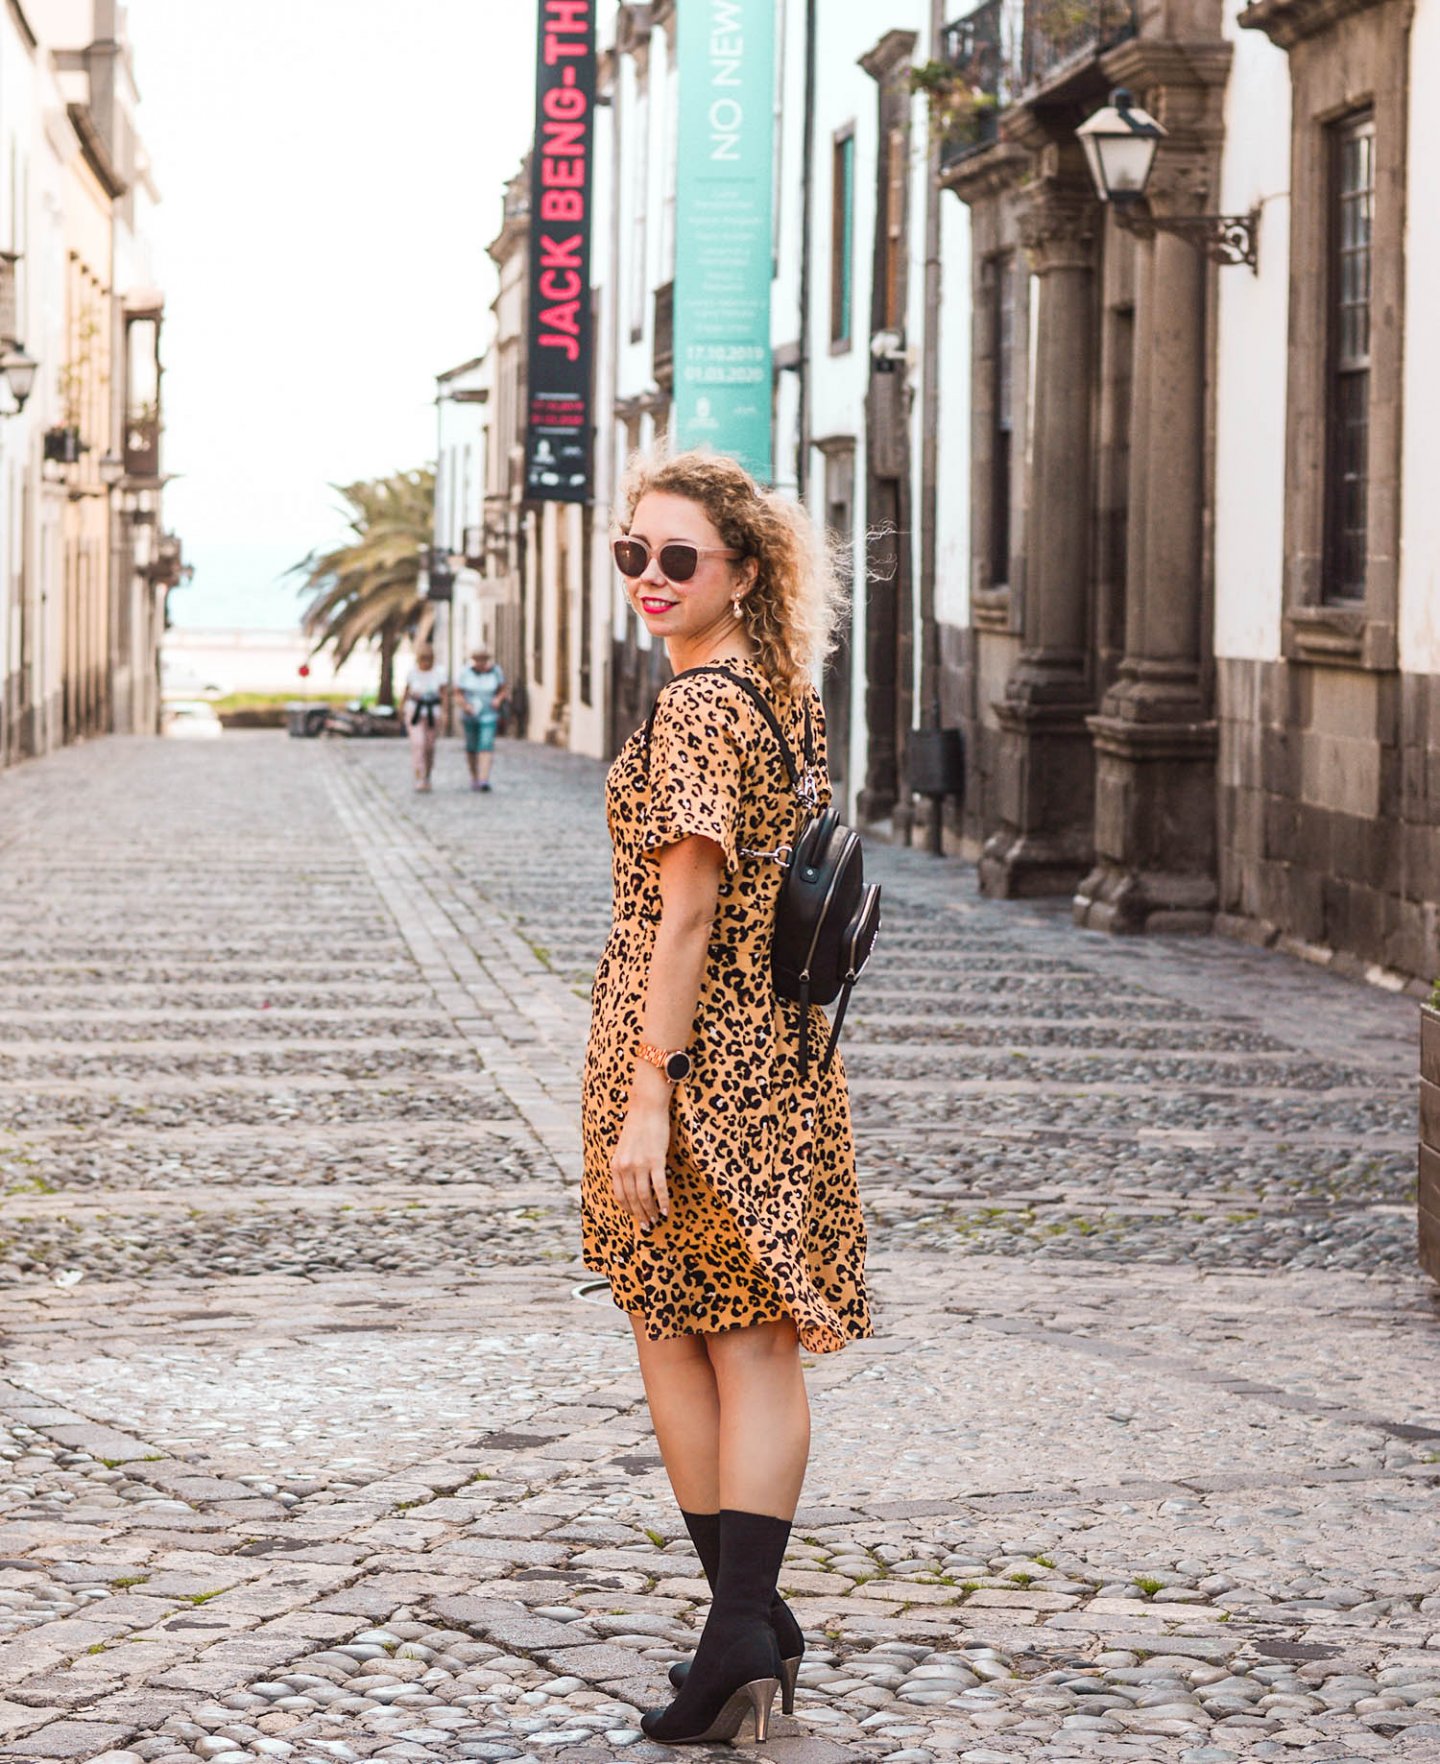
[645,664,881,1080]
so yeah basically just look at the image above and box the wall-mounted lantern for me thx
[1077,90,1260,272]
[0,348,37,414]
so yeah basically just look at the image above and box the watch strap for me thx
[637,1039,690,1081]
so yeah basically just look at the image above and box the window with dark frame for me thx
[821,443,855,795]
[1323,110,1374,603]
[990,253,1015,589]
[881,126,905,331]
[830,128,854,349]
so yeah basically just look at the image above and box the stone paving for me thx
[0,729,1437,1764]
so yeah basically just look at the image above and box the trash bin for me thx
[910,727,965,802]
[286,702,327,738]
[909,727,965,858]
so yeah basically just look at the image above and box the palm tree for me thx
[293,467,435,706]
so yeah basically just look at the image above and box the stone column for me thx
[978,183,1100,898]
[1076,169,1219,933]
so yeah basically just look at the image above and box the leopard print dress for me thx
[580,657,871,1356]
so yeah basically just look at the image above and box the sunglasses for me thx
[612,537,739,584]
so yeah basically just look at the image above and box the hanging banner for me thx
[674,0,775,482]
[524,0,596,503]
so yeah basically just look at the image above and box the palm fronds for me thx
[292,468,436,703]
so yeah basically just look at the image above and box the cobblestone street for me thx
[1,730,1438,1764]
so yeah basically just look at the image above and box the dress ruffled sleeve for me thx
[643,676,746,871]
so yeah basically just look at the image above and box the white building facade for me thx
[554,0,962,813]
[1209,0,1438,978]
[473,0,1437,984]
[0,0,178,769]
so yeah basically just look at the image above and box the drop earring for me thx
[731,594,743,622]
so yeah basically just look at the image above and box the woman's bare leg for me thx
[706,1319,810,1520]
[630,1318,722,1513]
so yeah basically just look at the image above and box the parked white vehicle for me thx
[162,699,223,740]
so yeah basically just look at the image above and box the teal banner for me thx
[673,0,775,482]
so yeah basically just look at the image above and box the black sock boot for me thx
[681,1508,722,1586]
[642,1509,787,1745]
[669,1508,805,1710]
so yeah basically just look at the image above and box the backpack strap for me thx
[642,663,804,794]
[819,978,853,1077]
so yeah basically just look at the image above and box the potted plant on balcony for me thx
[1422,980,1440,1281]
[910,58,1002,158]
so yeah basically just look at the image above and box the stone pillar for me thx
[978,185,1099,898]
[1076,173,1219,933]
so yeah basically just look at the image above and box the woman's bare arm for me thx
[610,833,724,1228]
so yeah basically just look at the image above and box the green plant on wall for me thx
[909,59,1001,154]
[1028,0,1136,57]
[60,306,103,431]
[1029,0,1094,41]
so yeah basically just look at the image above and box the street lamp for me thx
[1076,90,1260,272]
[0,347,37,413]
[1076,89,1162,205]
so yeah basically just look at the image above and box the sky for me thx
[127,0,541,630]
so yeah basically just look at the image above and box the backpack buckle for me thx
[738,843,793,867]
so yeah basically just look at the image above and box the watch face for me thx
[665,1050,693,1082]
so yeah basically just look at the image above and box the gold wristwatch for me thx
[637,1041,693,1083]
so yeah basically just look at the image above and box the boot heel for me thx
[745,1675,780,1743]
[780,1653,801,1715]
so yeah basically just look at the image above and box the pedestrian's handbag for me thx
[644,665,881,1080]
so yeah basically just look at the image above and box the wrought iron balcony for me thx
[124,411,159,480]
[937,0,1019,165]
[653,279,674,391]
[1023,0,1137,91]
[939,0,1137,164]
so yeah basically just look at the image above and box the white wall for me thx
[934,188,971,631]
[435,359,486,556]
[1400,0,1440,674]
[806,0,885,453]
[1212,18,1292,662]
[0,7,39,728]
[162,627,379,699]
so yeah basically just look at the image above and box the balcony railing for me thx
[653,279,674,391]
[938,0,1019,166]
[1023,0,1137,90]
[939,0,1136,165]
[125,411,160,480]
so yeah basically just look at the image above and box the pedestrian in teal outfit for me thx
[457,646,509,791]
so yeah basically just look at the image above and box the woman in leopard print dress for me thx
[580,449,871,1746]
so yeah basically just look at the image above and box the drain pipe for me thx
[918,0,946,853]
[796,0,817,502]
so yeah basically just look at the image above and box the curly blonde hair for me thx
[618,447,844,697]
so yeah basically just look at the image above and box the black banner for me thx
[524,0,596,504]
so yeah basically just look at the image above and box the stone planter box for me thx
[1422,1005,1440,1281]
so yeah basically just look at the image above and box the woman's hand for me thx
[611,1071,673,1227]
[612,833,721,1231]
